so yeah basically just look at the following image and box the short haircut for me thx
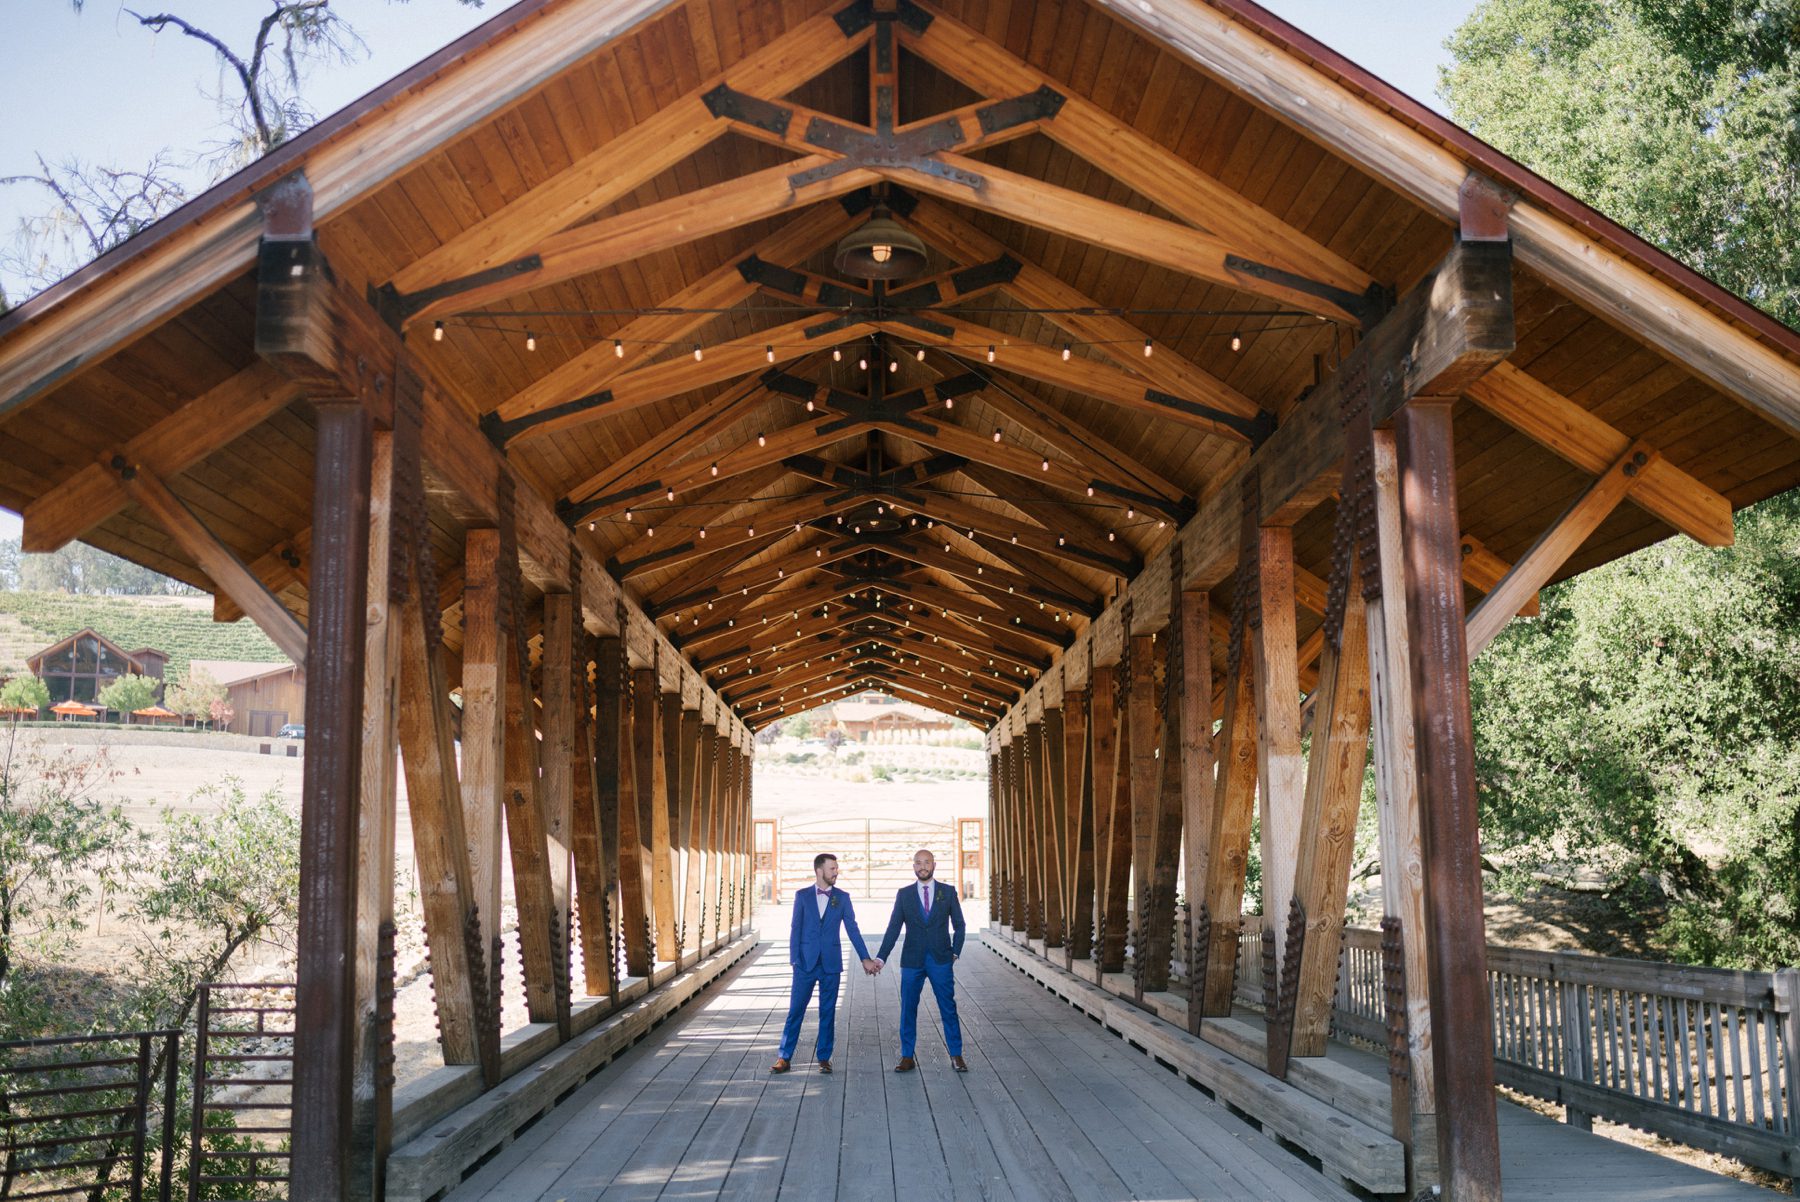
[814,853,838,870]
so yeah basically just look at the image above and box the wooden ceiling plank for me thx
[22,362,300,553]
[389,9,874,294]
[903,1,1371,294]
[407,162,880,326]
[1464,362,1733,547]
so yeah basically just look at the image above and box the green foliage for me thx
[0,674,50,715]
[0,591,284,682]
[1440,0,1800,325]
[96,672,158,715]
[786,714,814,739]
[165,667,227,724]
[5,536,199,597]
[121,778,301,1032]
[1469,493,1800,966]
[0,729,138,1034]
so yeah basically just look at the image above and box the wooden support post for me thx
[1062,693,1094,966]
[706,733,727,952]
[568,624,614,998]
[290,400,371,1202]
[539,592,579,1027]
[1040,708,1067,949]
[633,668,676,963]
[1367,417,1442,1185]
[1393,399,1503,1202]
[460,529,508,1007]
[660,693,686,956]
[1002,737,1023,936]
[348,428,397,1202]
[1287,546,1373,1057]
[1201,531,1260,1015]
[987,751,1004,924]
[605,644,651,978]
[683,711,709,957]
[1092,665,1130,975]
[735,745,752,935]
[389,374,490,1078]
[499,563,561,1029]
[1125,634,1165,991]
[1252,525,1304,976]
[1022,722,1046,942]
[1178,590,1215,986]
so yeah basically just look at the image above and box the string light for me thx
[915,347,926,362]
[1040,458,1049,471]
[525,331,537,351]
[757,432,767,447]
[614,339,624,358]
[858,356,868,371]
[1231,332,1242,352]
[1086,485,1095,497]
[992,429,1002,443]
[1061,342,1071,361]
[624,509,633,522]
[889,360,899,373]
[833,347,842,362]
[433,321,444,342]
[987,345,996,362]
[1127,507,1135,519]
[806,398,815,411]
[1108,530,1115,541]
[667,487,676,501]
[765,345,775,363]
[1143,338,1153,357]
[710,463,719,476]
[693,343,703,361]
[944,395,954,409]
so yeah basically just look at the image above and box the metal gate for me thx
[767,818,981,903]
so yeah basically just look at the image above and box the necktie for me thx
[921,885,931,913]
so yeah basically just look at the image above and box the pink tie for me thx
[922,886,931,913]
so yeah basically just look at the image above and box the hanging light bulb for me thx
[987,345,996,362]
[699,527,707,539]
[748,526,755,536]
[648,526,656,537]
[992,429,1002,443]
[889,360,899,373]
[710,463,719,476]
[587,521,595,531]
[806,398,815,411]
[757,432,766,447]
[832,347,842,362]
[525,331,537,351]
[1127,506,1135,519]
[1058,535,1066,546]
[433,321,444,342]
[914,347,926,362]
[858,356,868,371]
[1231,332,1242,352]
[667,487,676,501]
[1108,530,1115,541]
[614,339,624,358]
[693,343,703,361]
[944,394,954,409]
[765,344,775,363]
[1143,338,1153,357]
[1061,342,1071,361]
[1040,458,1049,471]
[625,509,634,522]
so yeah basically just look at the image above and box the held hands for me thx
[862,958,883,976]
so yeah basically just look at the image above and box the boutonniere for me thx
[829,895,840,909]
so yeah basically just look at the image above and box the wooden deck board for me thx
[444,920,1780,1202]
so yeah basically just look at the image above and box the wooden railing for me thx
[1203,913,1800,1180]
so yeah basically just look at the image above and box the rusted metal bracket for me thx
[1143,388,1277,447]
[479,389,614,448]
[369,256,543,331]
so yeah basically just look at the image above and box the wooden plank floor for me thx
[447,920,1355,1201]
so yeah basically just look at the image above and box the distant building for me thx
[25,629,166,710]
[187,659,306,737]
[831,696,956,743]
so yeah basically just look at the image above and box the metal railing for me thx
[0,1029,178,1202]
[187,983,295,1200]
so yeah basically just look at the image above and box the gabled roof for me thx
[187,659,300,688]
[27,628,149,674]
[1,0,1797,730]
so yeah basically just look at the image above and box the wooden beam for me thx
[1288,551,1374,1059]
[1061,690,1094,966]
[876,156,1367,321]
[1458,533,1538,618]
[633,668,678,962]
[1039,708,1068,949]
[388,11,871,295]
[407,161,879,325]
[22,363,300,553]
[1393,400,1503,1200]
[213,528,311,623]
[121,468,307,665]
[1200,611,1259,1015]
[1093,666,1131,975]
[459,529,509,1018]
[1465,362,1732,547]
[1252,524,1304,980]
[902,5,1372,296]
[539,592,579,1012]
[288,398,371,1202]
[1464,443,1648,659]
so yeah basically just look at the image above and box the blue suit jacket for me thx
[789,886,872,974]
[876,881,966,967]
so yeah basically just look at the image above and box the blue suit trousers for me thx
[898,957,961,1057]
[778,966,841,1062]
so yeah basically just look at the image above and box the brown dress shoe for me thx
[770,1058,790,1073]
[950,1056,968,1072]
[818,1060,832,1074]
[893,1056,916,1072]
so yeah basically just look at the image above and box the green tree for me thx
[0,675,49,717]
[165,668,227,727]
[97,672,158,716]
[1440,0,1800,325]
[0,731,137,1033]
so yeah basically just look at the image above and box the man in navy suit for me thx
[874,848,968,1072]
[772,852,878,1074]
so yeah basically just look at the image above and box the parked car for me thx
[278,723,305,739]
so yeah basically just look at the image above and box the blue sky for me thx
[0,0,1480,543]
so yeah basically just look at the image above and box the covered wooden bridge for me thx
[3,0,1800,1198]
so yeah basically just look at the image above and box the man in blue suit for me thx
[773,852,878,1074]
[874,848,968,1072]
